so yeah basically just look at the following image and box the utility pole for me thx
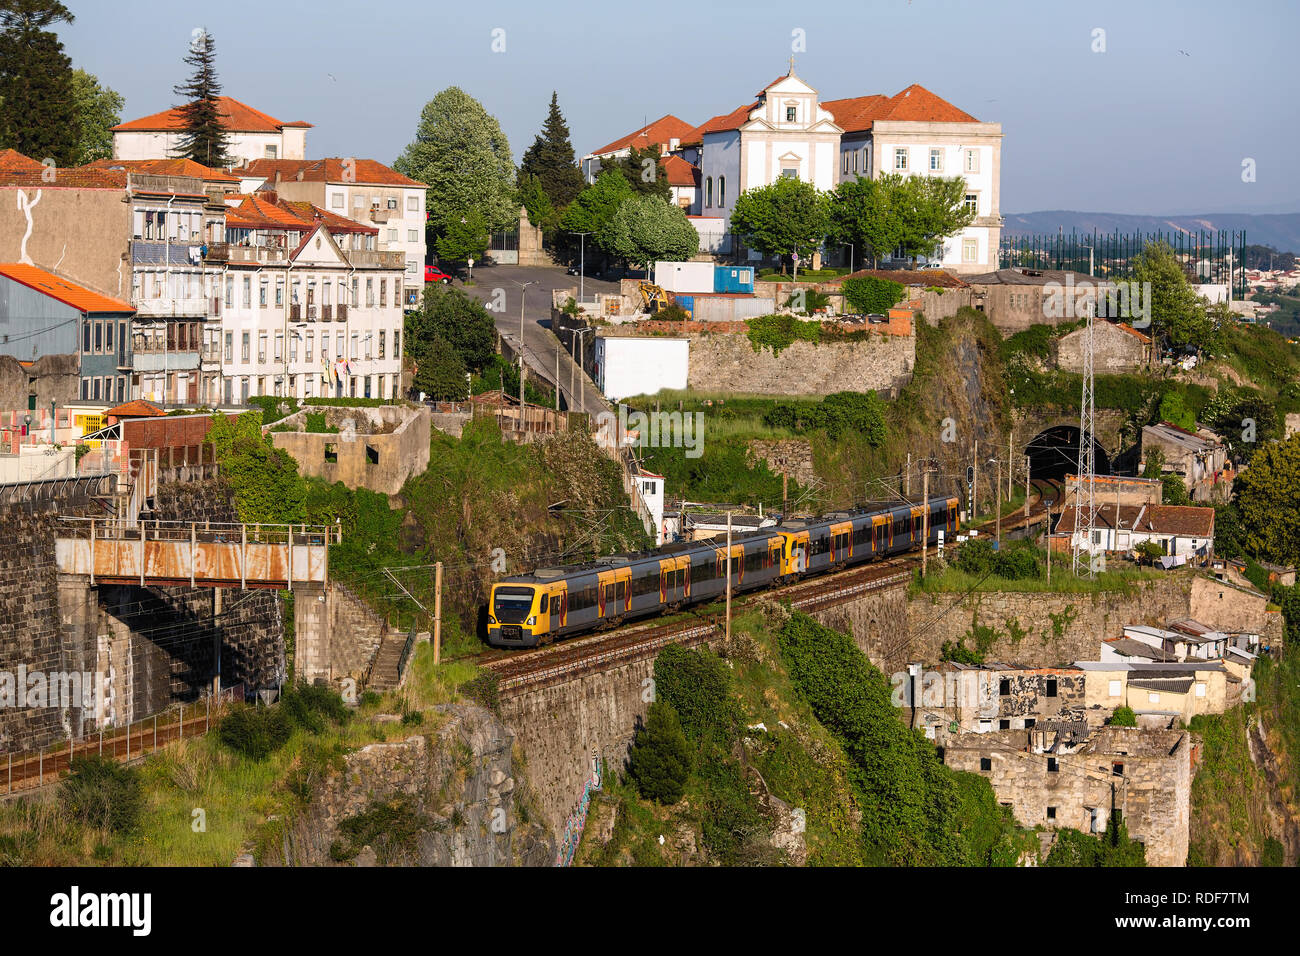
[1008,429,1014,499]
[921,467,930,578]
[782,472,788,518]
[1046,498,1053,585]
[972,439,979,521]
[555,344,561,411]
[1024,453,1031,534]
[994,458,1002,547]
[725,512,732,643]
[905,453,911,497]
[433,561,443,666]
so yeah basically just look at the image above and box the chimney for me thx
[274,170,282,187]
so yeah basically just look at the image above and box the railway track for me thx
[481,556,917,695]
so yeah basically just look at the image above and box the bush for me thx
[955,539,995,575]
[1108,706,1137,727]
[329,797,429,864]
[760,391,887,443]
[991,545,1040,581]
[1135,541,1164,565]
[627,702,692,804]
[279,684,349,734]
[745,314,824,355]
[218,704,294,760]
[1045,814,1146,866]
[842,276,905,314]
[653,645,741,745]
[58,755,143,833]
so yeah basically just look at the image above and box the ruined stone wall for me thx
[746,438,816,489]
[944,726,1192,866]
[904,576,1195,667]
[1188,576,1283,646]
[681,330,915,397]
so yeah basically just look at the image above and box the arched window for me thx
[719,175,726,207]
[706,176,713,207]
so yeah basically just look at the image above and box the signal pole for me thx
[433,561,443,666]
[725,512,733,643]
[921,468,930,578]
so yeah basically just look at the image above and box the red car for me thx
[424,265,452,284]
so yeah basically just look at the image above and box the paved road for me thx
[454,264,620,417]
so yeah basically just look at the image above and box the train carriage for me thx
[487,495,959,648]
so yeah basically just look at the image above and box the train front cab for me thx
[489,580,571,647]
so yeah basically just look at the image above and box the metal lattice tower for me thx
[1072,304,1098,578]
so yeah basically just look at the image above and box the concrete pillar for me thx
[294,583,330,685]
[55,574,96,740]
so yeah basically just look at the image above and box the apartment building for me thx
[239,159,427,298]
[211,193,405,404]
[111,96,312,167]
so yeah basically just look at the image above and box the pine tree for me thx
[0,0,79,165]
[614,145,671,202]
[171,28,230,168]
[627,702,692,804]
[518,91,584,211]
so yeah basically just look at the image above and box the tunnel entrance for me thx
[1025,425,1111,482]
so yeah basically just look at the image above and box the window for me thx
[894,148,908,171]
[353,194,365,209]
[408,229,419,243]
[265,145,278,159]
[224,332,233,363]
[350,334,359,360]
[1024,718,1036,729]
[1108,679,1122,697]
[1045,679,1057,698]
[337,333,345,359]
[842,152,849,175]
[332,193,345,209]
[962,238,979,263]
[979,757,991,772]
[1112,762,1125,776]
[225,277,234,308]
[105,322,113,352]
[999,678,1010,696]
[366,445,380,465]
[785,105,797,122]
[718,175,726,206]
[1046,806,1056,821]
[852,150,858,173]
[965,149,980,173]
[241,332,250,363]
[366,279,374,307]
[242,277,251,309]
[274,332,283,362]
[393,330,401,355]
[964,193,978,215]
[379,279,387,307]
[94,322,102,353]
[275,278,284,308]
[407,195,419,212]
[387,228,398,243]
[781,167,798,179]
[378,330,386,359]
[305,333,314,361]
[1047,757,1058,773]
[929,148,943,171]
[998,719,1010,730]
[705,176,712,207]
[259,280,268,307]
[258,332,267,364]
[1195,682,1206,698]
[289,335,298,363]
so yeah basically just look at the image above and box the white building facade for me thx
[111,97,312,168]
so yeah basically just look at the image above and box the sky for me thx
[60,0,1299,216]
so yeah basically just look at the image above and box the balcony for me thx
[132,241,205,266]
[320,305,334,322]
[134,297,211,317]
[205,243,290,265]
[336,304,348,322]
[369,207,393,224]
[345,249,405,269]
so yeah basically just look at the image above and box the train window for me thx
[540,594,549,613]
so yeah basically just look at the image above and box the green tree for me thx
[170,28,230,167]
[405,284,497,373]
[207,411,306,523]
[396,87,517,236]
[894,174,977,263]
[0,0,77,165]
[730,177,830,278]
[627,701,692,804]
[830,174,905,268]
[597,194,699,272]
[435,208,490,265]
[516,172,556,235]
[1107,706,1137,727]
[1158,391,1195,431]
[517,91,584,210]
[1045,814,1147,866]
[556,168,634,265]
[613,144,671,201]
[653,645,741,745]
[69,69,123,166]
[1233,433,1300,567]
[1133,241,1212,351]
[412,334,468,401]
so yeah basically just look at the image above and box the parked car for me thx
[425,265,452,284]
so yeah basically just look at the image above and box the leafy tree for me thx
[613,144,671,201]
[435,207,490,265]
[396,87,517,235]
[1211,503,1246,561]
[894,174,976,263]
[517,91,584,210]
[842,275,905,313]
[69,69,123,165]
[730,177,830,278]
[556,168,633,265]
[405,284,497,373]
[597,194,698,272]
[653,644,741,745]
[1135,540,1164,565]
[830,174,905,268]
[1132,241,1213,352]
[627,701,692,804]
[0,0,77,165]
[1158,391,1195,431]
[517,172,556,235]
[170,28,230,167]
[413,334,468,400]
[1233,433,1300,567]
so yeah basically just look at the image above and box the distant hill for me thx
[1003,210,1300,254]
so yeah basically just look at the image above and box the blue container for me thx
[674,295,694,318]
[713,266,754,294]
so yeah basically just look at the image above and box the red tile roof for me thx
[661,155,699,188]
[0,264,134,313]
[225,193,312,231]
[695,101,762,136]
[280,200,379,235]
[239,157,424,188]
[0,164,127,189]
[0,149,43,173]
[834,268,969,289]
[1055,503,1215,538]
[106,399,165,418]
[82,157,240,184]
[111,96,312,133]
[590,115,698,157]
[824,84,978,133]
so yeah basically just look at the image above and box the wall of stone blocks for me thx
[681,331,915,397]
